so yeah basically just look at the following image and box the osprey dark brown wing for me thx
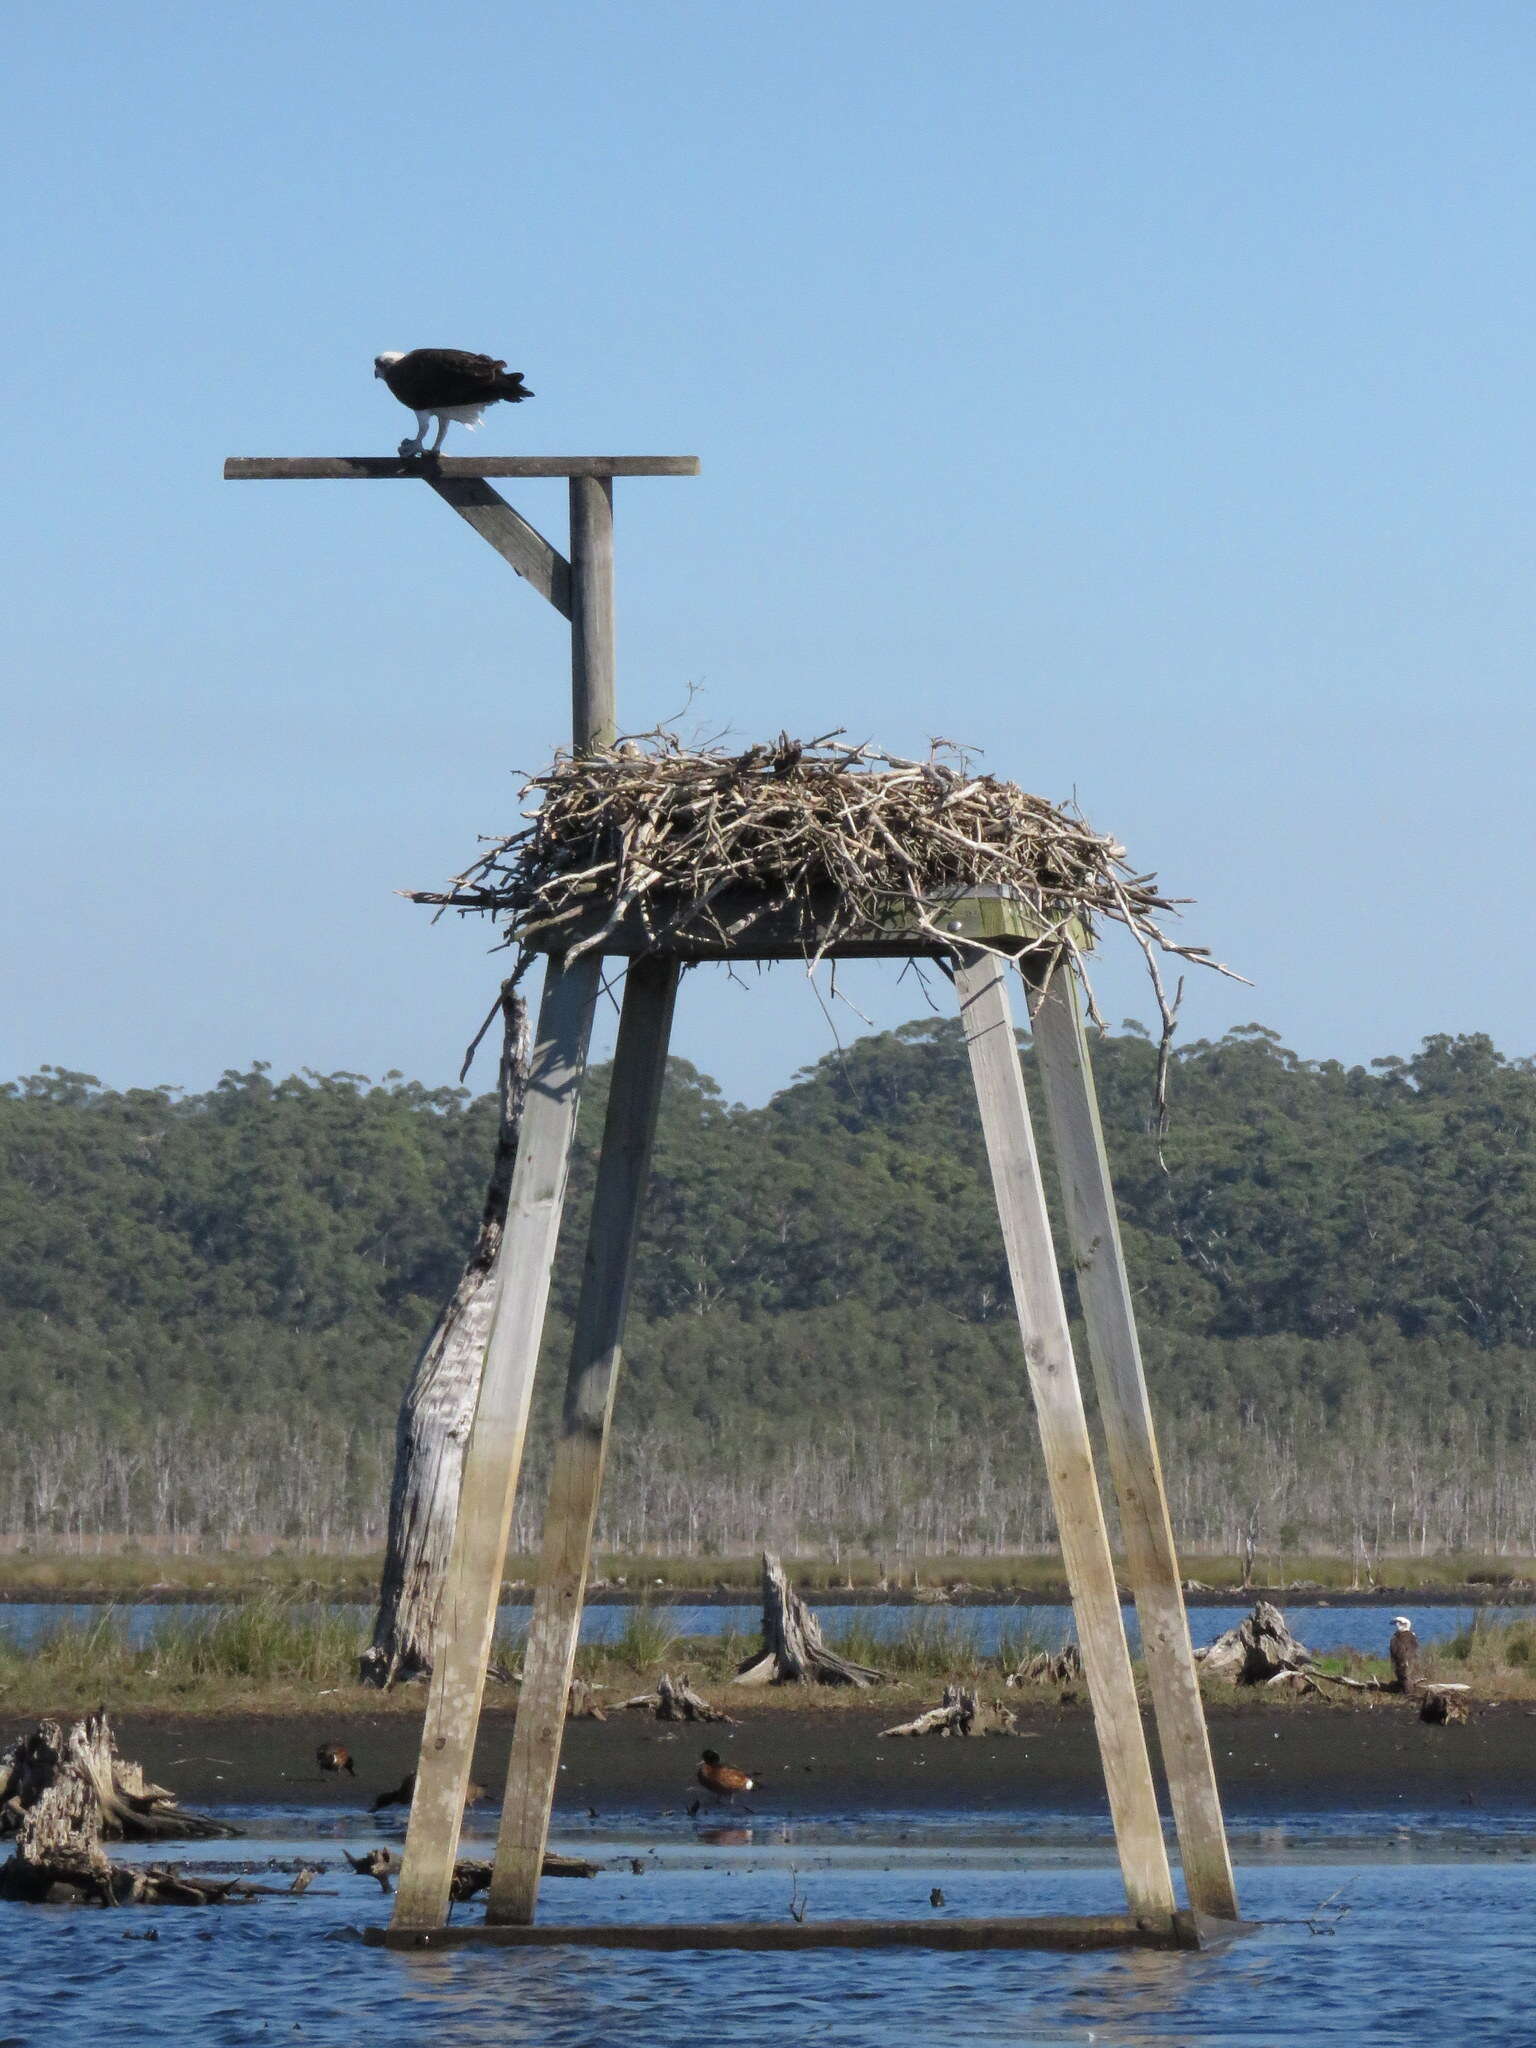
[380,349,533,409]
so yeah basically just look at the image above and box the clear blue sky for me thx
[6,2,1534,1103]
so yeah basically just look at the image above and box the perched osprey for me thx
[374,348,534,458]
[1389,1616,1420,1691]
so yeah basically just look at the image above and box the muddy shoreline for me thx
[82,1703,1536,1819]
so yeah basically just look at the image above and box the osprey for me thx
[374,348,534,457]
[1389,1616,1420,1691]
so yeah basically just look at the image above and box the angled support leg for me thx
[1026,959,1238,1920]
[487,954,681,1924]
[953,951,1175,1921]
[427,476,572,617]
[391,952,603,1932]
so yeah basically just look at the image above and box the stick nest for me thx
[411,733,1226,1006]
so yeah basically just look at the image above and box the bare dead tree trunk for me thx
[360,986,530,1688]
[733,1551,885,1687]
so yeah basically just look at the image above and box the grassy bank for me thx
[3,1549,1534,1603]
[1,1594,1530,1719]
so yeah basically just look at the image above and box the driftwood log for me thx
[361,987,530,1687]
[880,1687,1019,1739]
[1195,1602,1315,1685]
[0,1714,242,1905]
[345,1845,598,1897]
[619,1672,735,1723]
[734,1553,885,1687]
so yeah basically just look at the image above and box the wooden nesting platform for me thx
[516,885,1073,962]
[366,1909,1225,1954]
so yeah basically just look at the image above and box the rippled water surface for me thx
[6,1806,1535,2046]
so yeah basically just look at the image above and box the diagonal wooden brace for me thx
[426,477,572,618]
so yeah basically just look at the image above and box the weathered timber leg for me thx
[953,951,1175,1921]
[391,953,602,1933]
[1026,961,1238,1919]
[486,954,680,1926]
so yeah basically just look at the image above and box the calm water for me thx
[5,1804,1534,2046]
[1,1600,1526,1658]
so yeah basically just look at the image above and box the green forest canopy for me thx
[3,1017,1534,1454]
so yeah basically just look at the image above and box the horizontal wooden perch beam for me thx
[222,457,700,480]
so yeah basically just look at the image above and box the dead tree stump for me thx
[1005,1643,1085,1690]
[618,1672,736,1722]
[0,1715,241,1904]
[1195,1602,1315,1685]
[733,1553,885,1687]
[0,1712,238,1849]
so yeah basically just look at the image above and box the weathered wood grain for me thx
[487,956,680,1925]
[368,1910,1205,1952]
[1027,960,1238,1920]
[953,951,1175,1922]
[569,475,615,753]
[223,457,700,478]
[390,954,602,1933]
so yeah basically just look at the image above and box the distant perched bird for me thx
[374,349,534,458]
[1389,1617,1420,1692]
[696,1748,755,1809]
[929,1887,945,1909]
[316,1743,354,1778]
[343,1846,396,1894]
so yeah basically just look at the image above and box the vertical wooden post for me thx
[953,952,1175,1920]
[487,953,680,1924]
[1026,960,1239,1920]
[391,951,603,1932]
[569,476,615,751]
